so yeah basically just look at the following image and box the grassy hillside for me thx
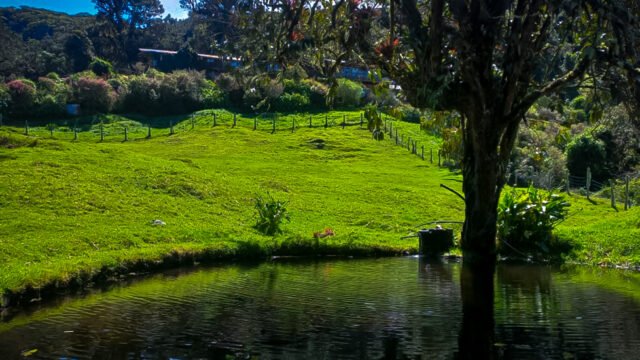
[556,195,640,267]
[1,110,638,304]
[0,110,463,301]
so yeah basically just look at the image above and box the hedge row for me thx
[0,69,369,118]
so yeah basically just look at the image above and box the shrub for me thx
[254,193,290,236]
[158,70,206,113]
[123,75,161,114]
[0,84,11,113]
[35,76,70,117]
[46,72,61,81]
[364,105,384,140]
[90,57,114,77]
[566,134,608,181]
[302,79,328,108]
[35,94,66,118]
[216,73,243,106]
[243,87,263,109]
[334,79,363,108]
[7,79,37,116]
[274,92,310,112]
[201,80,225,108]
[283,79,311,96]
[390,104,421,123]
[497,186,570,258]
[73,77,116,114]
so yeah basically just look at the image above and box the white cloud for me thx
[161,0,188,19]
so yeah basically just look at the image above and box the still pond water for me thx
[1,257,640,359]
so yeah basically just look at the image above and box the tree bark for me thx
[460,109,516,267]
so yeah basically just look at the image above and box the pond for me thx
[1,257,640,359]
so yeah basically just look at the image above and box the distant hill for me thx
[0,6,191,79]
[0,6,95,78]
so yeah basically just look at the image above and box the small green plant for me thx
[497,185,570,258]
[254,193,291,236]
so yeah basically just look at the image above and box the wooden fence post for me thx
[73,127,78,141]
[421,145,425,160]
[170,120,174,135]
[566,175,570,195]
[254,117,257,130]
[610,179,616,209]
[124,127,128,141]
[625,176,630,210]
[361,113,364,128]
[100,124,104,142]
[272,114,277,133]
[325,115,328,128]
[407,137,411,151]
[438,150,441,167]
[291,118,295,133]
[24,120,29,135]
[147,123,151,139]
[586,167,592,200]
[49,124,54,137]
[342,114,346,129]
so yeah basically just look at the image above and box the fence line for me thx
[1,111,447,164]
[565,168,638,210]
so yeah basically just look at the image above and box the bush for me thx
[158,70,206,113]
[73,77,116,114]
[201,80,225,108]
[566,134,608,180]
[254,193,290,236]
[497,186,570,258]
[274,92,310,112]
[302,79,328,108]
[90,57,114,77]
[34,76,69,117]
[390,104,421,123]
[107,77,129,112]
[334,79,363,108]
[0,84,11,113]
[7,79,37,117]
[216,73,243,106]
[123,75,161,114]
[35,94,66,118]
[283,79,311,96]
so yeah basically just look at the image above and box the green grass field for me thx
[1,110,638,304]
[0,110,462,303]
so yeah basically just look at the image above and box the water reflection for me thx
[0,258,639,359]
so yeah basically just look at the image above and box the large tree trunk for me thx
[461,156,500,266]
[460,111,505,267]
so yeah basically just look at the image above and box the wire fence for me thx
[2,110,454,166]
[565,169,639,210]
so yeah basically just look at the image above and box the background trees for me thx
[371,0,640,264]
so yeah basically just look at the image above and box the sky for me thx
[0,0,188,19]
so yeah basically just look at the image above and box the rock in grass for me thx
[151,219,166,226]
